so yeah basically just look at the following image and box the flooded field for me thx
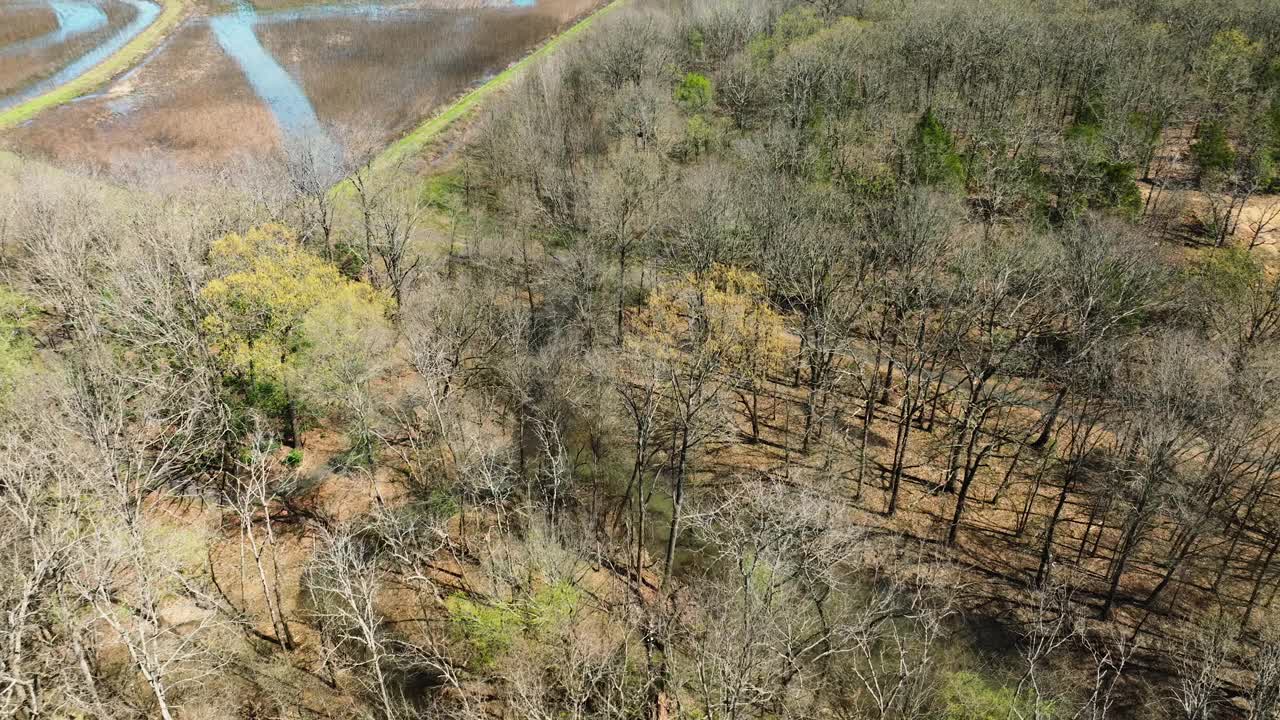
[2,2,102,51]
[0,0,603,171]
[0,0,147,100]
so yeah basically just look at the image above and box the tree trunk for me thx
[1036,460,1077,585]
[1031,387,1066,449]
[944,373,988,493]
[1245,532,1280,629]
[1141,531,1197,614]
[663,431,690,590]
[887,393,915,516]
[946,431,993,546]
[284,386,299,448]
[617,247,628,346]
[1100,517,1144,621]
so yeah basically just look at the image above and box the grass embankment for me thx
[0,0,189,131]
[354,0,628,181]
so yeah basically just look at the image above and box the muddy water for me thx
[0,1,109,58]
[0,0,159,110]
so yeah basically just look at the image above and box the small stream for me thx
[0,0,109,58]
[0,0,160,111]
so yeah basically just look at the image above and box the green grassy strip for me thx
[0,0,188,130]
[356,0,628,180]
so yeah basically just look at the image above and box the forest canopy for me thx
[6,0,1280,718]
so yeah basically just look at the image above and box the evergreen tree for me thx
[911,109,964,188]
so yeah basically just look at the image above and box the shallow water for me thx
[0,0,160,111]
[207,0,538,147]
[252,2,415,24]
[209,2,328,143]
[4,0,591,171]
[0,1,109,58]
[209,0,443,142]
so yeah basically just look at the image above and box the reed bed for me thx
[0,0,140,97]
[0,7,61,46]
[6,0,602,170]
[255,0,598,143]
[4,23,280,169]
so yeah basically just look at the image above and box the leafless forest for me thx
[5,0,1280,717]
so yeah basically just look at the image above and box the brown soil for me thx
[1139,180,1280,260]
[666,354,1269,710]
[93,298,1248,716]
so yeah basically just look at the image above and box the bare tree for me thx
[1171,611,1237,720]
[842,545,959,720]
[349,162,427,307]
[1250,622,1280,720]
[940,231,1056,545]
[223,421,297,650]
[1246,196,1280,250]
[1075,627,1139,720]
[285,132,351,260]
[305,525,403,719]
[0,385,92,717]
[586,149,670,345]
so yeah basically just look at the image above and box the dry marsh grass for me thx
[0,7,60,46]
[255,0,601,144]
[196,0,500,12]
[8,0,604,170]
[4,24,280,170]
[0,0,140,97]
